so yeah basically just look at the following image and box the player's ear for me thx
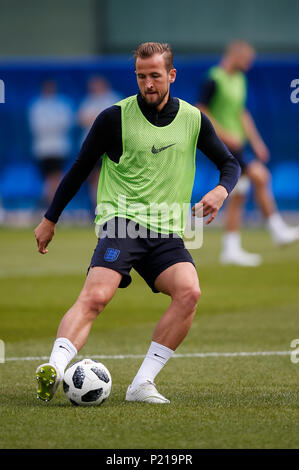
[169,68,177,83]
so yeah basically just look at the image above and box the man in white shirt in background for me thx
[28,79,74,206]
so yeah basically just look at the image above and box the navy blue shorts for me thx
[232,149,255,172]
[89,218,195,293]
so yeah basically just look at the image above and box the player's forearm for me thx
[241,110,264,148]
[45,146,102,223]
[45,112,110,222]
[217,157,241,195]
[44,163,88,223]
[197,113,241,195]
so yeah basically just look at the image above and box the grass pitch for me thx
[0,226,299,449]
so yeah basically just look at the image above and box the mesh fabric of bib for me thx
[95,95,201,237]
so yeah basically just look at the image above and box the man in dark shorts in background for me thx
[28,79,73,207]
[197,40,299,267]
[34,42,240,404]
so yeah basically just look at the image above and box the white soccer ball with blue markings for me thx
[63,358,112,406]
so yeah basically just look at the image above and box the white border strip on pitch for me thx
[4,351,291,362]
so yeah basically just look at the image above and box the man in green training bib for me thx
[198,40,299,267]
[34,42,240,404]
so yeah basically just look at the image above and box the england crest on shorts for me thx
[104,248,120,262]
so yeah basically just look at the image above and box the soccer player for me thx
[34,42,240,404]
[198,40,299,266]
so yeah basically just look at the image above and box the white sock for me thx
[222,231,241,253]
[131,341,174,388]
[49,337,77,378]
[267,212,288,236]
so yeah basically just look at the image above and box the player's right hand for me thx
[34,217,56,254]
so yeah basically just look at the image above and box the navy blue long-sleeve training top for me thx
[45,93,241,223]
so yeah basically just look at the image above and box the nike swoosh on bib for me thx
[151,143,176,154]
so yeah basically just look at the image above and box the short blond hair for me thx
[134,42,174,71]
[226,40,255,57]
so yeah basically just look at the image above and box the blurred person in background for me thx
[197,40,299,267]
[0,197,5,224]
[77,76,122,209]
[28,79,74,207]
[78,76,122,142]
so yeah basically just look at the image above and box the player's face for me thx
[135,53,176,111]
[236,49,255,72]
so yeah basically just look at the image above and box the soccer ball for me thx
[63,358,112,406]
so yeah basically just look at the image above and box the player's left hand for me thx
[254,140,270,162]
[192,185,228,225]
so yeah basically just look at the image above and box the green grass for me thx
[0,226,299,449]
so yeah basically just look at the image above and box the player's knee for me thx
[79,289,110,316]
[175,286,201,313]
[258,170,270,187]
[90,291,110,315]
[190,286,201,305]
[251,167,270,187]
